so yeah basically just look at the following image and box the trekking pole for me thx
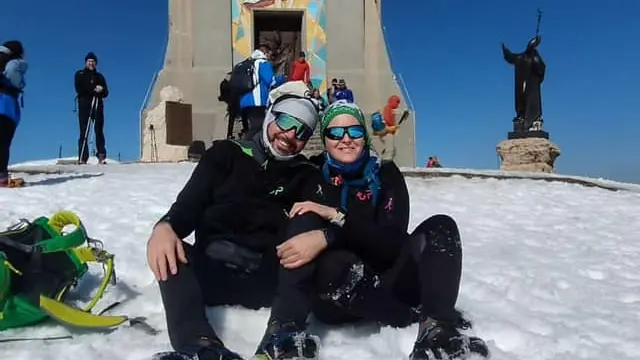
[79,96,98,163]
[149,124,158,162]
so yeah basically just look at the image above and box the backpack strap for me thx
[39,211,122,317]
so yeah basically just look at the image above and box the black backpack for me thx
[0,51,11,85]
[218,78,231,103]
[229,58,256,96]
[188,140,206,162]
[0,52,9,73]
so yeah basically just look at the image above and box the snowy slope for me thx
[400,167,640,193]
[10,156,121,167]
[1,163,639,360]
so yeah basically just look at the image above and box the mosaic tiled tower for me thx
[141,0,416,167]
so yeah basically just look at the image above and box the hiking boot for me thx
[411,308,475,331]
[253,320,319,360]
[97,154,107,164]
[409,317,490,360]
[151,337,244,360]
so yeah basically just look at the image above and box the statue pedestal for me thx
[508,117,548,139]
[508,130,549,140]
[496,137,561,173]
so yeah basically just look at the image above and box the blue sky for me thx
[2,0,639,182]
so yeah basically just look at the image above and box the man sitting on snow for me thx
[147,83,332,360]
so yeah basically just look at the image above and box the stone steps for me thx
[302,131,323,157]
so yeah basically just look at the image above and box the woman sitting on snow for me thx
[255,100,489,360]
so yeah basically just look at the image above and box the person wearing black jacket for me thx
[218,72,243,139]
[74,52,109,164]
[147,93,332,360]
[255,101,490,360]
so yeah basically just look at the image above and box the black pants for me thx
[159,241,279,351]
[241,106,266,140]
[77,100,106,162]
[225,104,242,139]
[270,214,463,328]
[0,115,17,175]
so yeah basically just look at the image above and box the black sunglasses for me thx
[324,125,366,141]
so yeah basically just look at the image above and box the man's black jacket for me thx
[74,68,108,109]
[159,139,326,252]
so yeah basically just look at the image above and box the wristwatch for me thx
[329,209,346,227]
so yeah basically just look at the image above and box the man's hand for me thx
[289,201,338,221]
[95,85,104,93]
[146,222,188,281]
[277,230,327,269]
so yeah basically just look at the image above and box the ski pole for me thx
[79,96,98,163]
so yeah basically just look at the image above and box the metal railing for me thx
[381,18,418,166]
[138,34,169,159]
[381,24,415,112]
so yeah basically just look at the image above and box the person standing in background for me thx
[289,51,310,85]
[334,79,354,103]
[74,52,109,164]
[239,44,281,139]
[0,40,27,187]
[326,78,338,104]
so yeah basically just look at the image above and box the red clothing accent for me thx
[290,59,310,83]
[382,95,401,127]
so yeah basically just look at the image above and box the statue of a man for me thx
[502,36,546,132]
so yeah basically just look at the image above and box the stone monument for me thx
[496,9,561,173]
[140,0,416,167]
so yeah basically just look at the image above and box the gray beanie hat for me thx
[262,96,320,160]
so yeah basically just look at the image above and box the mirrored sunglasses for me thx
[274,113,313,141]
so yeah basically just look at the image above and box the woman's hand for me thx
[289,201,338,220]
[277,230,327,269]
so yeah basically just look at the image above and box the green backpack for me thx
[0,210,128,332]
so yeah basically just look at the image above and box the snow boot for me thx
[97,154,107,165]
[409,317,490,360]
[410,307,473,331]
[151,337,244,360]
[253,319,320,360]
[0,173,24,188]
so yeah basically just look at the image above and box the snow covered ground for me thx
[400,166,640,193]
[1,162,639,360]
[10,156,121,167]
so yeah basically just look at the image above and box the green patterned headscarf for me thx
[320,100,372,148]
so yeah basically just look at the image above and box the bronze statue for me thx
[502,9,548,138]
[502,37,546,132]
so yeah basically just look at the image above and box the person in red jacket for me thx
[289,51,310,85]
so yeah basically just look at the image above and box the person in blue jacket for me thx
[239,44,286,139]
[0,40,27,187]
[334,78,354,103]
